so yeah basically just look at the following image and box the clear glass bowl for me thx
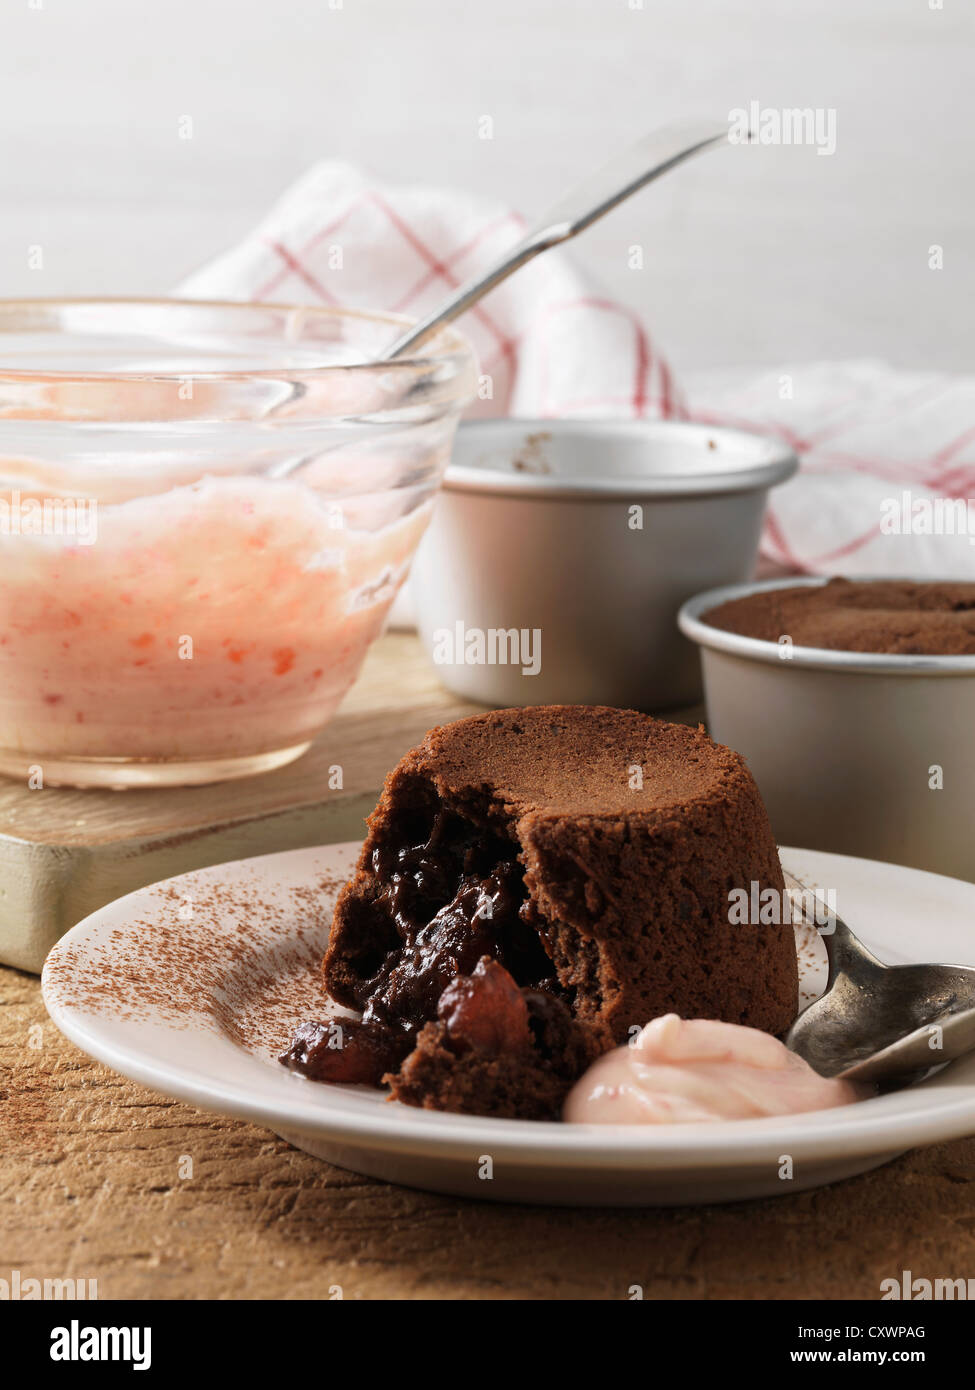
[0,299,476,787]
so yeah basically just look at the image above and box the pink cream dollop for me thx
[563,1013,865,1125]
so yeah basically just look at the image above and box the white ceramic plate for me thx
[41,843,975,1207]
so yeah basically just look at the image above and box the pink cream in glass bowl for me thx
[0,299,476,787]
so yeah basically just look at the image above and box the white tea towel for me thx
[180,161,682,422]
[182,162,975,579]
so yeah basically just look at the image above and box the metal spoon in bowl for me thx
[381,118,727,360]
[784,871,975,1085]
[269,119,727,477]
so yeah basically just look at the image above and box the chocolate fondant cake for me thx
[282,706,797,1119]
[704,578,975,655]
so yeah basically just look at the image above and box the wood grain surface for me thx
[2,964,973,1301]
[2,630,971,1300]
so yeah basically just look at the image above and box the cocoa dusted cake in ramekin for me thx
[703,576,975,655]
[679,576,975,881]
[281,706,797,1120]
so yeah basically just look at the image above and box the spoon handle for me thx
[383,119,727,360]
[784,871,886,982]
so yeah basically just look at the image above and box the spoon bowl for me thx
[784,871,975,1084]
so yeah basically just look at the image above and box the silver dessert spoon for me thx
[784,871,975,1085]
[382,118,727,360]
[269,120,727,477]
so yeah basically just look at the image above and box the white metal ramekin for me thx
[679,576,975,881]
[410,419,798,709]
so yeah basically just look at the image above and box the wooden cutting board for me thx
[0,633,486,973]
[0,631,706,973]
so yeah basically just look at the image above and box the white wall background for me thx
[0,0,971,374]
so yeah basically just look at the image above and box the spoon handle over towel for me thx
[383,119,727,360]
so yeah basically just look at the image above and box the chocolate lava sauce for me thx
[280,809,561,1085]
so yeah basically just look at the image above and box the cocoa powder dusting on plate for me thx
[43,869,350,1062]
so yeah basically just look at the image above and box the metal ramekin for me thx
[410,418,798,709]
[679,576,975,881]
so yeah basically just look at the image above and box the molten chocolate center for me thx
[281,809,561,1085]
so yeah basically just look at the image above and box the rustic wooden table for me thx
[1,633,973,1300]
[3,963,973,1300]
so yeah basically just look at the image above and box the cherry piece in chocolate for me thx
[279,1017,407,1086]
[437,956,532,1056]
